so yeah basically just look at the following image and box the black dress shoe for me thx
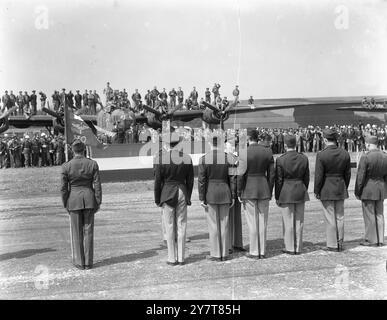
[326,247,340,252]
[222,256,232,261]
[233,246,247,252]
[73,264,85,270]
[178,262,185,266]
[166,261,178,266]
[84,265,92,270]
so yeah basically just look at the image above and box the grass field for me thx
[0,154,386,300]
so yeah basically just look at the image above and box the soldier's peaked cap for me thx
[323,128,336,140]
[365,135,378,145]
[284,134,296,148]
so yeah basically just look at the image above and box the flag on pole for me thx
[64,104,107,149]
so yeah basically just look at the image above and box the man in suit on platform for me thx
[237,129,275,259]
[61,139,102,270]
[154,133,194,265]
[355,135,387,246]
[314,128,351,251]
[275,134,310,254]
[198,133,236,261]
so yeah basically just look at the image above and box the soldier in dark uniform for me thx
[275,135,310,254]
[204,88,211,103]
[88,90,96,115]
[168,88,177,108]
[51,91,60,111]
[145,90,152,106]
[16,91,24,115]
[56,136,65,165]
[2,91,10,112]
[82,90,89,108]
[212,83,220,103]
[39,91,47,109]
[177,87,184,105]
[8,136,21,168]
[237,129,275,258]
[132,89,142,111]
[61,139,102,270]
[9,91,16,115]
[40,133,49,167]
[30,90,37,115]
[198,133,236,261]
[59,89,66,108]
[159,89,168,108]
[151,86,160,108]
[22,135,32,167]
[189,87,198,106]
[31,135,41,167]
[355,135,387,246]
[23,91,30,115]
[154,133,194,265]
[49,137,56,166]
[67,90,75,109]
[74,90,82,109]
[0,137,8,169]
[314,129,351,251]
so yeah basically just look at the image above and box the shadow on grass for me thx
[0,248,56,261]
[94,245,166,268]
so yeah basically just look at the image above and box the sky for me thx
[0,0,386,99]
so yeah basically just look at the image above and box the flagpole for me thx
[63,94,69,162]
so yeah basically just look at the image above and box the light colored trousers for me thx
[321,200,344,248]
[245,200,269,256]
[207,204,230,259]
[362,200,385,245]
[281,203,305,253]
[162,189,187,263]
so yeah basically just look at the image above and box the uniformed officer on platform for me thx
[61,139,102,270]
[198,132,236,261]
[237,129,275,259]
[355,135,387,246]
[275,134,310,254]
[314,129,351,251]
[154,133,194,265]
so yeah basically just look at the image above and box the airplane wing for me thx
[336,106,387,113]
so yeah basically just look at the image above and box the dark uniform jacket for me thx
[355,149,387,200]
[237,143,275,200]
[61,155,102,212]
[314,145,351,200]
[275,150,310,204]
[198,149,236,205]
[154,149,194,207]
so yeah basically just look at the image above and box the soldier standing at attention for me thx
[74,90,82,109]
[314,129,351,251]
[31,135,41,167]
[60,89,66,108]
[168,88,177,108]
[237,129,274,259]
[30,90,37,115]
[212,83,220,103]
[151,86,160,108]
[132,89,142,111]
[275,135,310,254]
[88,90,96,115]
[154,134,194,265]
[198,133,236,261]
[190,87,199,106]
[103,82,113,104]
[355,135,387,246]
[159,89,168,108]
[177,87,184,105]
[39,92,47,110]
[61,139,102,270]
[16,91,24,115]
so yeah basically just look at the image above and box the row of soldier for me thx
[153,129,387,265]
[0,133,66,169]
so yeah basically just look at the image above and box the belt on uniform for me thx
[284,178,302,181]
[247,173,265,177]
[208,179,228,183]
[326,174,343,177]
